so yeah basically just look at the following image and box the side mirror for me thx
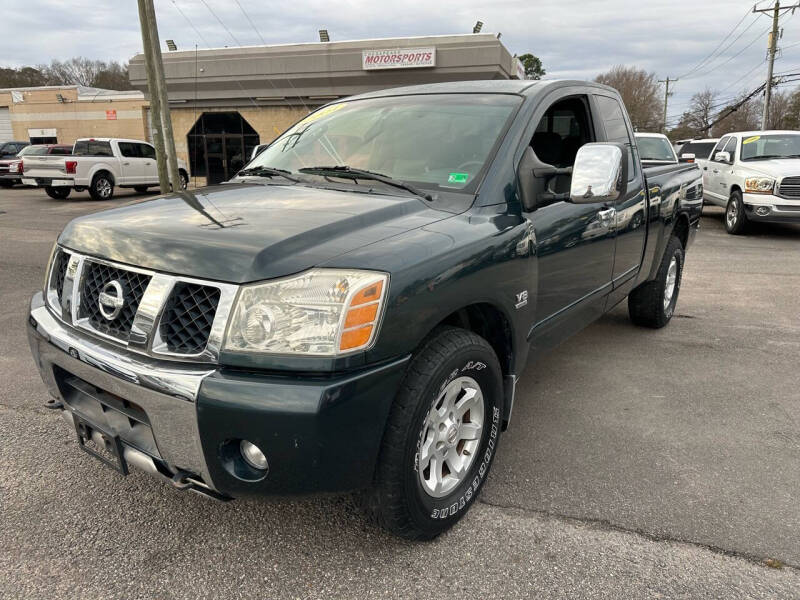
[714,151,730,163]
[679,153,696,163]
[569,143,627,204]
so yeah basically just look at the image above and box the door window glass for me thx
[118,142,139,158]
[138,144,156,159]
[712,137,730,161]
[531,96,594,168]
[723,137,737,162]
[593,94,636,179]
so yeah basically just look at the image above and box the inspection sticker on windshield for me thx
[448,172,469,184]
[743,135,761,144]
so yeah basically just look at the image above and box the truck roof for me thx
[725,130,799,137]
[74,137,150,144]
[343,79,616,102]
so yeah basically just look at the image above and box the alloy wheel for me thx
[418,376,484,498]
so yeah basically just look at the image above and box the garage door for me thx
[0,107,12,143]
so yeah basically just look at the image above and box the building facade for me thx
[130,33,520,185]
[0,85,149,146]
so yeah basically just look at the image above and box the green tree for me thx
[516,53,546,80]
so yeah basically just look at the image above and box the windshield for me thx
[247,94,521,192]
[679,141,716,159]
[740,134,800,160]
[636,136,676,161]
[18,145,48,156]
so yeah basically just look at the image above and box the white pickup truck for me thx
[702,130,800,234]
[21,138,188,200]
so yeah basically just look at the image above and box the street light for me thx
[166,39,177,51]
[473,21,483,33]
[319,29,330,42]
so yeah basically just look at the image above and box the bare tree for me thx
[595,65,662,131]
[36,58,133,90]
[766,89,792,129]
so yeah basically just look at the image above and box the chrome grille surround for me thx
[45,248,238,363]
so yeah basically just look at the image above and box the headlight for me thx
[744,177,775,194]
[224,269,388,356]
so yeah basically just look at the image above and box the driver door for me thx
[525,91,616,347]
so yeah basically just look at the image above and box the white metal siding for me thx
[0,108,12,142]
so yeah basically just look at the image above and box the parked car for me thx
[677,138,719,171]
[27,80,702,539]
[0,144,72,188]
[673,138,693,154]
[0,140,29,159]
[702,130,800,234]
[21,138,188,200]
[634,132,678,167]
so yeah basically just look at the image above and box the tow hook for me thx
[171,470,194,490]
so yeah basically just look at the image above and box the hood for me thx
[738,158,800,178]
[59,182,451,283]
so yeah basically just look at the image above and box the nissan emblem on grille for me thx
[98,281,125,320]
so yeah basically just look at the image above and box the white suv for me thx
[702,130,800,234]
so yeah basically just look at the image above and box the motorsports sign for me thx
[362,47,436,70]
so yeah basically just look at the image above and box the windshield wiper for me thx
[237,166,300,182]
[298,165,433,201]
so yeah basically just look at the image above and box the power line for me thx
[169,0,211,47]
[678,6,755,79]
[199,0,243,46]
[233,0,266,45]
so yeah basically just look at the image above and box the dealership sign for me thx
[362,47,436,70]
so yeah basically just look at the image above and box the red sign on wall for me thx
[106,109,117,120]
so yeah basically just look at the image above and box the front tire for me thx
[89,173,114,201]
[360,327,504,539]
[725,190,749,235]
[45,186,71,199]
[628,236,684,329]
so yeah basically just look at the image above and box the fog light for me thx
[755,206,770,216]
[239,440,268,470]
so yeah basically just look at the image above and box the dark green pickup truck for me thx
[28,80,702,539]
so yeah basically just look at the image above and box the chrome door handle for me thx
[713,169,719,174]
[598,208,616,226]
[122,162,130,166]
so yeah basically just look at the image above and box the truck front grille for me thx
[778,176,800,198]
[159,283,221,354]
[46,248,235,362]
[79,261,151,341]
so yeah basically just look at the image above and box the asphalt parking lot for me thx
[1,185,799,599]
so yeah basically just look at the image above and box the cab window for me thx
[531,95,594,169]
[593,94,636,180]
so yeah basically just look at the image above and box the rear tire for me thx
[45,186,71,199]
[133,186,150,193]
[0,180,13,188]
[628,236,684,329]
[725,190,749,235]
[89,173,114,201]
[358,327,504,540]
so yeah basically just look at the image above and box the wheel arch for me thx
[429,301,520,429]
[91,168,115,185]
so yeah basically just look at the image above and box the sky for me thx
[1,0,797,127]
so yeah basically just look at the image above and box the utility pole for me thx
[658,77,676,134]
[138,0,182,192]
[137,0,168,193]
[754,1,800,130]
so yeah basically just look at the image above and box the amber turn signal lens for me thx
[344,303,378,328]
[350,281,383,306]
[340,325,373,350]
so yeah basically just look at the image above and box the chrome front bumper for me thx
[27,292,216,488]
